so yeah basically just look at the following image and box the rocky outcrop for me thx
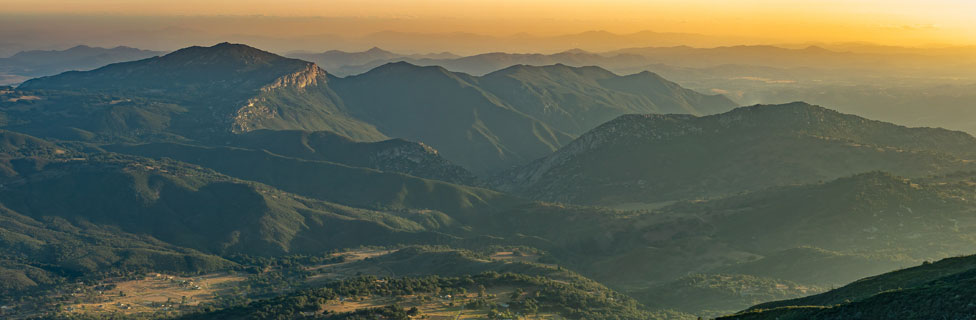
[259,63,324,92]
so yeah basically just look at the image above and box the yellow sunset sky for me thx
[2,0,975,48]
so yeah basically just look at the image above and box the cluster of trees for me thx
[182,272,659,320]
[228,253,346,272]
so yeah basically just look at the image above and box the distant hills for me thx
[0,45,163,86]
[285,29,755,57]
[477,64,735,134]
[286,44,976,78]
[301,47,654,77]
[290,46,459,72]
[494,102,976,204]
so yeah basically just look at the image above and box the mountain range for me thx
[289,46,459,72]
[288,44,976,79]
[290,45,976,139]
[7,42,736,173]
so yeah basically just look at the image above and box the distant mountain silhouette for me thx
[0,45,163,85]
[289,47,460,72]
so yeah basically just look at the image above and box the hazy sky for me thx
[1,0,975,54]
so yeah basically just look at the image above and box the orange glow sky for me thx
[3,0,976,48]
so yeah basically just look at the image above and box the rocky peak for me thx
[260,63,326,92]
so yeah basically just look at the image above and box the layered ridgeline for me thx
[11,42,386,141]
[4,42,734,174]
[721,254,976,320]
[495,102,976,205]
[326,62,576,173]
[476,64,735,134]
[328,62,735,173]
[289,46,460,74]
[297,47,652,77]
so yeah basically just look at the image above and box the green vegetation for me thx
[4,44,736,175]
[496,102,976,204]
[0,153,482,257]
[181,272,673,320]
[6,123,976,318]
[722,254,976,320]
[718,247,903,286]
[8,43,386,142]
[478,64,735,135]
[633,273,821,317]
[329,62,575,174]
[329,61,735,173]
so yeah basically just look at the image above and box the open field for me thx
[319,284,563,319]
[63,273,245,316]
[52,248,556,318]
[307,248,397,281]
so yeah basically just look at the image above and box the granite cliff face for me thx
[231,63,330,133]
[259,62,324,92]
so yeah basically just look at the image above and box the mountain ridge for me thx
[494,102,976,204]
[10,42,389,142]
